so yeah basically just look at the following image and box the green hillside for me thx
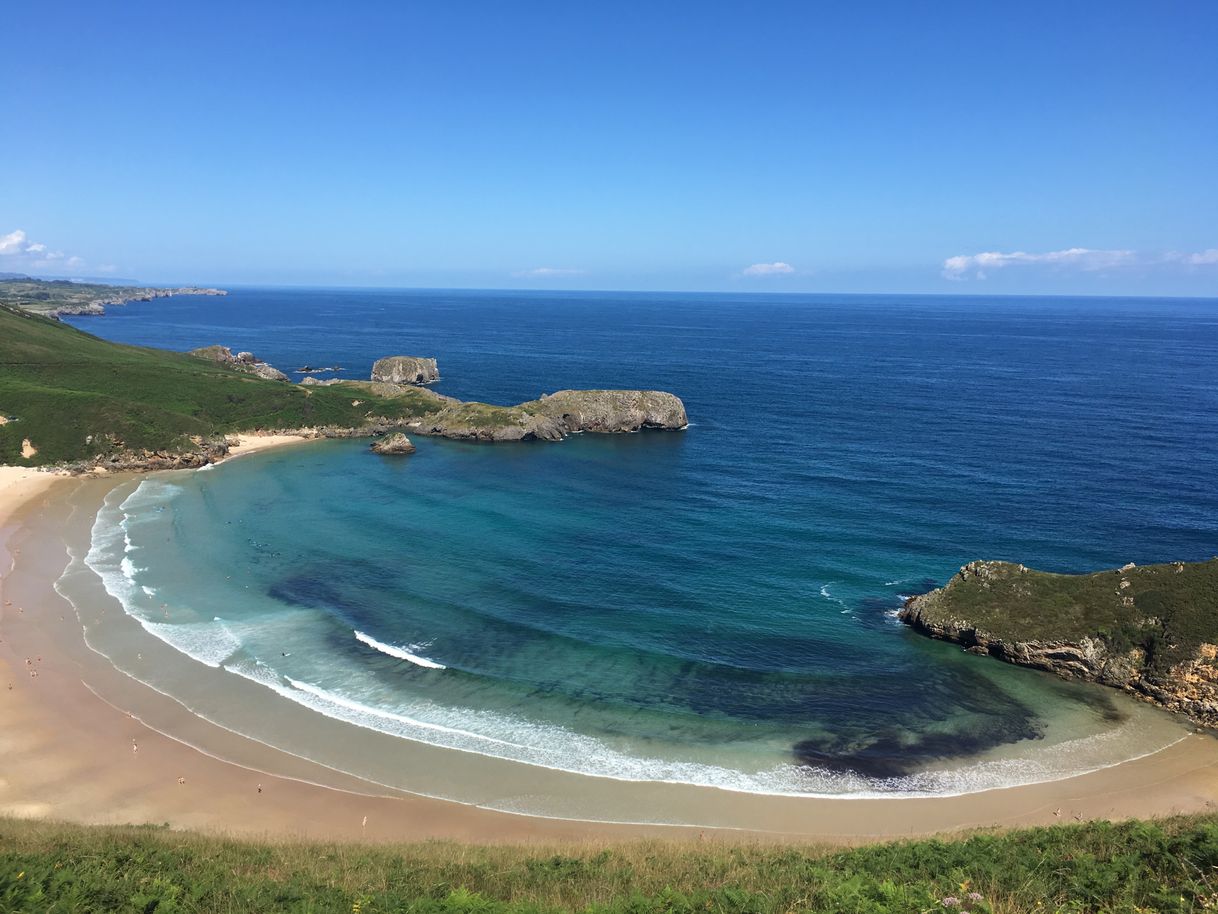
[0,306,443,466]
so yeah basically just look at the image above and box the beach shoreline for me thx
[3,460,1218,844]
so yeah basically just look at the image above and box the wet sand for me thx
[2,463,1218,844]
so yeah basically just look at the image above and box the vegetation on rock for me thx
[901,558,1218,725]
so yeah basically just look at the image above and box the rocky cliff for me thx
[899,558,1218,727]
[189,345,290,381]
[523,389,688,433]
[405,389,688,442]
[371,355,439,385]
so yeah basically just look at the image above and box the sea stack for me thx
[371,355,439,385]
[370,432,417,455]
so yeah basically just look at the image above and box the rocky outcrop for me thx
[65,436,232,472]
[189,345,290,381]
[408,403,567,442]
[371,355,439,385]
[524,390,688,433]
[407,390,688,442]
[370,432,416,455]
[899,558,1218,728]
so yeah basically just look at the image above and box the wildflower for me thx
[968,893,984,902]
[941,897,961,908]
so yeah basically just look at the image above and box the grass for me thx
[3,815,1218,913]
[0,306,447,466]
[909,559,1218,672]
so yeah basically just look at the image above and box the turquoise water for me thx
[64,290,1218,798]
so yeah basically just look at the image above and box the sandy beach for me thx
[3,459,1218,845]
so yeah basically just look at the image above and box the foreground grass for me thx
[3,816,1218,913]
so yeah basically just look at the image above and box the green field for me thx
[0,305,445,466]
[2,816,1216,913]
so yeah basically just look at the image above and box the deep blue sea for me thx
[64,288,1218,799]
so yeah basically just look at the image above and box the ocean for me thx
[59,288,1218,813]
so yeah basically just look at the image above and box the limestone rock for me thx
[523,389,688,433]
[188,345,289,382]
[370,432,417,455]
[899,558,1218,729]
[411,404,567,442]
[371,355,439,385]
[409,389,688,442]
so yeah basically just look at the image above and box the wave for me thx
[142,619,242,668]
[137,647,1201,800]
[818,583,851,614]
[354,630,446,669]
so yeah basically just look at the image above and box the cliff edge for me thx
[899,558,1218,727]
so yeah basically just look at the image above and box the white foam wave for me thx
[354,630,446,669]
[85,479,242,669]
[141,619,242,668]
[207,659,1191,799]
[818,583,848,611]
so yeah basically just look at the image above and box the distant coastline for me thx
[0,276,226,318]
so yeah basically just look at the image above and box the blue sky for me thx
[3,1,1216,294]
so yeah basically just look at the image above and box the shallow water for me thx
[61,289,1218,804]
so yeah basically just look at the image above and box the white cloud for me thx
[1164,248,1218,266]
[942,247,1136,280]
[513,267,584,278]
[0,229,31,255]
[0,228,87,273]
[742,261,795,277]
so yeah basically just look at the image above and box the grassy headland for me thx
[901,558,1218,726]
[0,305,688,466]
[4,815,1218,913]
[0,305,445,466]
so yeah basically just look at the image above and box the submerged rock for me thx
[370,432,417,455]
[371,355,439,385]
